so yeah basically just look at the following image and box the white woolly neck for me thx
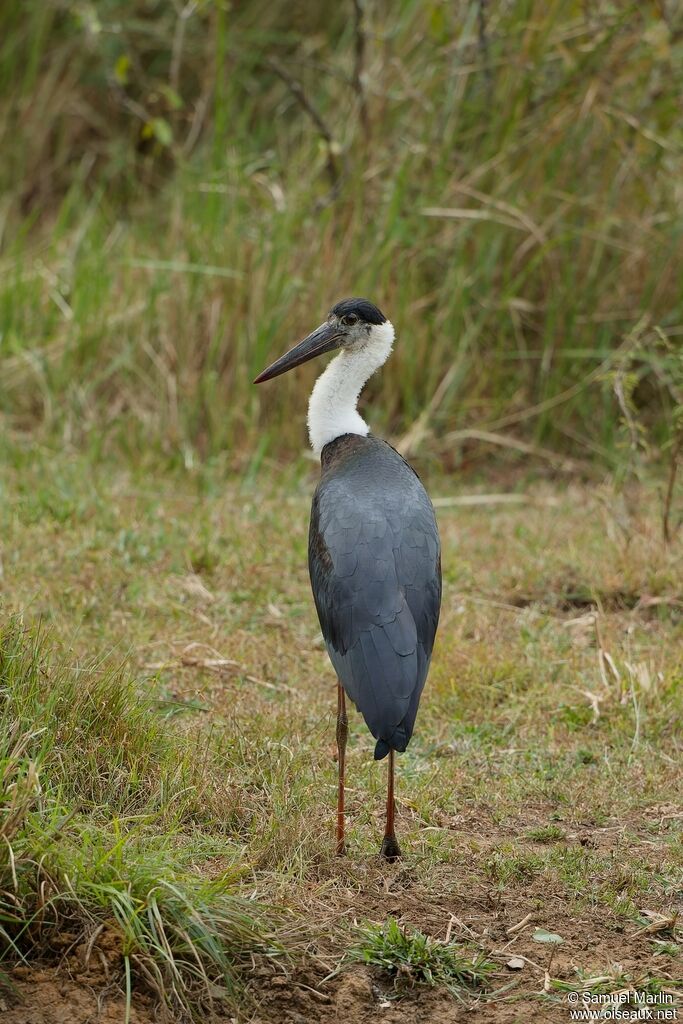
[307,320,395,455]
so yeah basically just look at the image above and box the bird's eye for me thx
[342,314,358,327]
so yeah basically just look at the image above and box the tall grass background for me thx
[1,0,681,470]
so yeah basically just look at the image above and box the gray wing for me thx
[309,460,441,759]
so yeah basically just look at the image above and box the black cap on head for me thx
[330,297,387,325]
[254,296,389,384]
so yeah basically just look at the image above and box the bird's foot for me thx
[379,833,402,862]
[336,840,347,857]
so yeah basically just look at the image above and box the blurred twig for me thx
[483,337,637,433]
[266,58,340,190]
[612,366,642,460]
[662,427,682,544]
[442,429,586,474]
[351,0,370,137]
[477,0,493,94]
[170,1,197,94]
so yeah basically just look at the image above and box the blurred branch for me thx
[266,58,341,191]
[482,335,639,433]
[275,56,353,87]
[662,427,682,544]
[477,0,493,94]
[442,429,585,474]
[612,367,642,458]
[183,93,209,155]
[351,0,370,137]
[170,1,197,94]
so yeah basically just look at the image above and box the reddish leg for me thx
[336,682,348,856]
[380,749,402,861]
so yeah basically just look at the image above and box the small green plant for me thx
[485,845,545,885]
[344,918,493,999]
[525,824,566,843]
[651,940,679,958]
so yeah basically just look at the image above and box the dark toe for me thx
[380,834,402,862]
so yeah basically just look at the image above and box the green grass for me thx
[0,619,277,1018]
[0,1,682,467]
[525,824,565,843]
[344,917,493,998]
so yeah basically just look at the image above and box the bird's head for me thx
[253,297,391,384]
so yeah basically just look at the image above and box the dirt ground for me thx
[5,852,677,1024]
[2,969,154,1024]
[247,858,678,1024]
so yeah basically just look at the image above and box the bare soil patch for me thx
[2,967,154,1024]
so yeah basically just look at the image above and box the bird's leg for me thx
[380,749,402,861]
[336,681,348,856]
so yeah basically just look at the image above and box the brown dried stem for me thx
[662,425,682,544]
[351,0,370,136]
[266,58,340,190]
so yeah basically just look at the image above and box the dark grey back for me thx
[309,434,441,759]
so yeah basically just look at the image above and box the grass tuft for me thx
[525,824,566,843]
[345,917,493,999]
[0,618,278,1016]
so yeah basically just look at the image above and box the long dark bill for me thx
[253,322,343,384]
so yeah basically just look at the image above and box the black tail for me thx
[373,723,409,760]
[374,739,391,760]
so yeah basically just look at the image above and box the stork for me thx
[254,298,441,860]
